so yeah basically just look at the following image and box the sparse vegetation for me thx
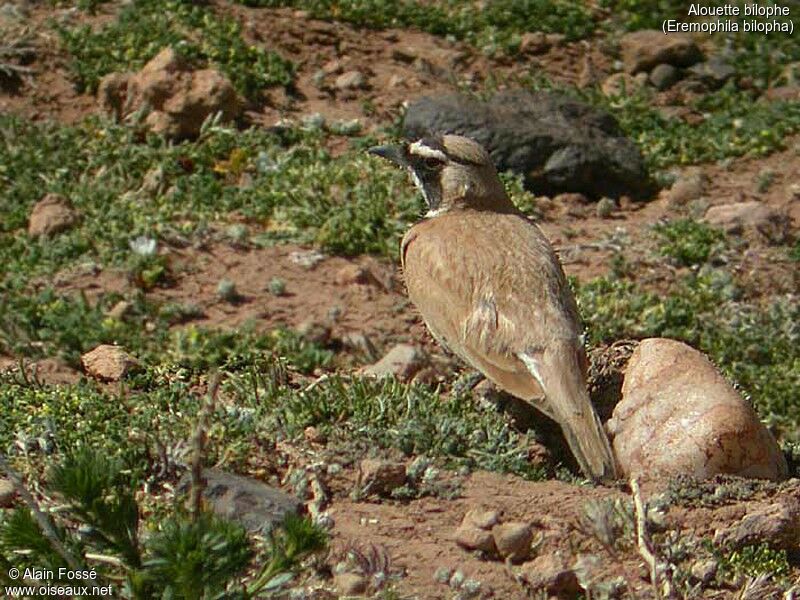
[717,543,791,581]
[57,0,294,98]
[602,0,800,89]
[234,0,596,51]
[598,85,800,170]
[0,448,327,597]
[576,273,800,438]
[2,1,799,597]
[653,219,726,267]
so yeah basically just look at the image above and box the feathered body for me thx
[370,135,618,480]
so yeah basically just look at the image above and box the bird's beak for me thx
[368,144,409,168]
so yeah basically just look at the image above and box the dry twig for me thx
[189,373,220,520]
[631,477,673,599]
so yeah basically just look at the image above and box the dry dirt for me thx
[2,1,800,598]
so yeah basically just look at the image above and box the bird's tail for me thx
[521,342,619,481]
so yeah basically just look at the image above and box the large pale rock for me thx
[620,30,702,74]
[607,338,787,480]
[28,193,79,238]
[98,47,240,140]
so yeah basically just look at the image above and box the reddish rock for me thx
[81,345,139,381]
[667,168,707,206]
[522,553,581,598]
[98,47,240,140]
[463,507,501,530]
[334,572,368,596]
[620,30,702,73]
[492,521,533,563]
[714,495,800,551]
[335,70,367,91]
[335,264,378,286]
[454,524,497,553]
[359,459,406,496]
[0,478,15,508]
[28,193,78,238]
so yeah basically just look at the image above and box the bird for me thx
[368,134,619,481]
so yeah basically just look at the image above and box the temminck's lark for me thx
[369,134,619,481]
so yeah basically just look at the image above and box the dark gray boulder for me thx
[178,470,303,535]
[402,90,653,199]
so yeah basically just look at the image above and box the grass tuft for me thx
[653,219,726,267]
[234,0,596,51]
[56,0,294,99]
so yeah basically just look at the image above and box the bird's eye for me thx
[423,157,443,169]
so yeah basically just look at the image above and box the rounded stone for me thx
[607,338,787,481]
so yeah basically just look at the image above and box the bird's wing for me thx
[402,212,618,480]
[401,213,583,416]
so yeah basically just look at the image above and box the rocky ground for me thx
[1,1,799,598]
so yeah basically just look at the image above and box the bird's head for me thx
[368,134,514,217]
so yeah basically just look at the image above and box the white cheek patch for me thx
[409,141,448,162]
[408,169,441,218]
[409,169,427,199]
[424,207,446,218]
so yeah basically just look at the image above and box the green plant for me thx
[599,0,696,30]
[167,326,333,374]
[128,236,171,290]
[0,116,421,286]
[0,448,327,599]
[595,86,800,170]
[601,0,799,89]
[248,513,328,595]
[717,543,791,580]
[755,168,776,193]
[267,277,287,296]
[56,0,294,98]
[234,0,596,52]
[0,287,159,366]
[579,498,635,550]
[140,512,252,598]
[790,239,800,261]
[49,449,143,567]
[0,508,72,579]
[227,366,548,479]
[653,219,726,267]
[216,278,240,302]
